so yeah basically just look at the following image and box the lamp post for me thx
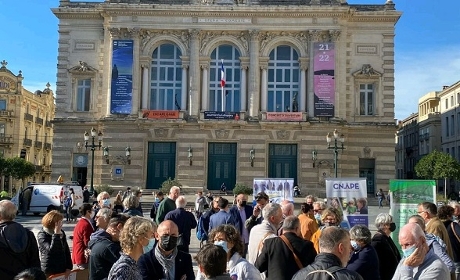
[326,129,345,178]
[84,127,103,195]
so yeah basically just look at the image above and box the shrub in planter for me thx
[160,177,182,194]
[233,183,253,196]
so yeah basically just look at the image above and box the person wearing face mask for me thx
[312,201,326,226]
[209,198,237,232]
[247,203,283,265]
[408,214,455,275]
[245,192,269,233]
[108,217,155,280]
[292,226,363,280]
[392,223,449,279]
[156,186,180,225]
[255,216,316,280]
[137,220,194,280]
[196,224,261,280]
[370,213,401,280]
[310,207,342,253]
[89,214,130,280]
[150,192,164,221]
[346,225,380,280]
[298,203,318,241]
[72,203,96,270]
[229,193,253,257]
[91,191,112,228]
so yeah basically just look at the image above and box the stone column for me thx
[299,57,309,112]
[181,65,188,111]
[201,61,210,111]
[248,31,260,119]
[141,64,149,110]
[259,57,269,112]
[189,29,201,117]
[240,57,249,112]
[131,29,141,115]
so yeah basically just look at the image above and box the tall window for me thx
[0,100,6,111]
[150,44,182,110]
[77,79,91,111]
[267,46,299,112]
[0,123,4,137]
[210,45,241,112]
[359,84,374,115]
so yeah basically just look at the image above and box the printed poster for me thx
[110,39,133,114]
[389,180,436,251]
[253,178,294,203]
[325,178,368,229]
[313,42,335,117]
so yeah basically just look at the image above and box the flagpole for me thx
[221,86,224,112]
[221,59,224,112]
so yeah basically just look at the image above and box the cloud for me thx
[395,45,460,120]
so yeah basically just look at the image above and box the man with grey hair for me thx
[407,215,455,273]
[449,201,460,221]
[292,226,363,280]
[164,195,197,253]
[247,203,283,265]
[0,200,40,280]
[392,223,449,279]
[156,186,180,224]
[312,201,326,226]
[255,215,316,280]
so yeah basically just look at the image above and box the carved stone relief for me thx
[151,128,169,138]
[276,130,290,140]
[140,29,190,52]
[363,146,371,158]
[215,129,229,139]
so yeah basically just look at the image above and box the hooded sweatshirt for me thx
[88,229,121,280]
[0,221,40,280]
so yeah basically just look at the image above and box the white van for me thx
[11,183,83,216]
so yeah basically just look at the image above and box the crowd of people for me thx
[2,187,460,280]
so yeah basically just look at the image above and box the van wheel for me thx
[33,212,40,216]
[47,205,56,213]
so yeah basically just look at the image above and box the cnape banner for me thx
[110,39,133,114]
[253,178,294,204]
[389,180,436,251]
[325,178,367,229]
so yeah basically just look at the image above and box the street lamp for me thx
[84,127,103,195]
[326,129,345,178]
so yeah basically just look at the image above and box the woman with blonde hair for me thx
[108,216,155,280]
[310,207,342,253]
[37,210,72,277]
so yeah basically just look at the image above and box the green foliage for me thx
[160,177,182,193]
[233,183,253,195]
[5,157,36,186]
[415,150,460,180]
[95,184,115,196]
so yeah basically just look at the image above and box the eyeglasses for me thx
[313,209,323,213]
[417,211,426,214]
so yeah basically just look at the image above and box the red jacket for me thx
[71,218,94,265]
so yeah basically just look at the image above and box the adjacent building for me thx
[0,60,55,192]
[52,0,401,195]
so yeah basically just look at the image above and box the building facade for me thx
[0,60,55,192]
[52,0,401,195]
[395,113,418,179]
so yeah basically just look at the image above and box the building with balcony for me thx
[0,60,55,192]
[395,113,418,179]
[51,0,401,195]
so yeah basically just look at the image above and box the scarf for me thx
[154,245,178,280]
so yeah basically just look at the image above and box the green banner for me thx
[389,179,436,252]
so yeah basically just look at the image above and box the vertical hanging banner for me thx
[313,42,335,117]
[325,178,367,229]
[110,40,133,115]
[253,178,294,203]
[389,180,436,251]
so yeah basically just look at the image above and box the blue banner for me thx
[204,111,240,120]
[110,40,133,114]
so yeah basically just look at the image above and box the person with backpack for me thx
[292,226,363,280]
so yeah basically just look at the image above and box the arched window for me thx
[150,44,182,110]
[267,46,300,112]
[210,45,241,112]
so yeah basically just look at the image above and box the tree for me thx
[5,157,36,189]
[415,150,460,200]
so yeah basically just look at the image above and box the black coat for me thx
[164,208,197,246]
[88,230,121,280]
[371,230,401,280]
[229,205,253,238]
[254,232,317,280]
[37,229,72,275]
[292,253,363,280]
[0,221,41,280]
[346,244,381,280]
[137,246,195,280]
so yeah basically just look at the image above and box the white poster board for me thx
[253,178,294,203]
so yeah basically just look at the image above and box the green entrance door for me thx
[268,144,298,185]
[207,143,237,191]
[146,142,176,189]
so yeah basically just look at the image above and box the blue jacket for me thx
[164,208,197,246]
[346,244,381,280]
[209,210,236,231]
[137,246,195,280]
[229,205,253,234]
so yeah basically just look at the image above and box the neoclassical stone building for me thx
[52,0,401,195]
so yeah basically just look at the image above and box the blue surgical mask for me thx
[351,240,361,251]
[314,213,321,221]
[402,245,416,258]
[214,240,229,253]
[102,199,110,207]
[155,197,160,203]
[143,238,156,253]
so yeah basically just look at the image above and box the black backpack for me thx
[304,266,344,280]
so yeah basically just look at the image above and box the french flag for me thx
[220,60,226,87]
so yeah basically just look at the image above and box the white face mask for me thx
[143,238,156,253]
